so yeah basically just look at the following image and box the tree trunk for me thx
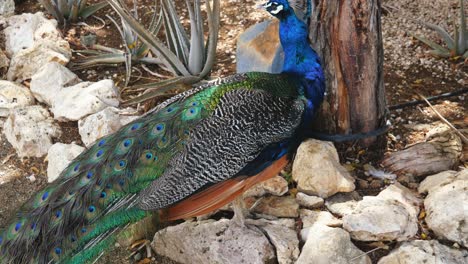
[309,0,386,146]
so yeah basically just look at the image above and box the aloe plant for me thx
[38,0,109,24]
[412,0,467,59]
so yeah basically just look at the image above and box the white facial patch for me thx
[270,4,284,14]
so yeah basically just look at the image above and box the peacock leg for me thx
[231,196,249,226]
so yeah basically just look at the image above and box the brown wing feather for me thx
[162,155,289,221]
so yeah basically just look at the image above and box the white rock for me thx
[78,107,138,147]
[249,219,299,264]
[292,139,355,198]
[51,80,119,121]
[420,169,467,247]
[152,219,275,264]
[296,225,371,264]
[7,41,71,81]
[418,170,458,194]
[0,0,14,16]
[4,12,65,56]
[300,209,342,241]
[296,192,324,209]
[46,143,85,182]
[3,105,61,157]
[377,183,421,220]
[0,80,35,117]
[4,13,71,81]
[325,191,361,217]
[30,62,81,105]
[247,196,299,218]
[378,240,468,264]
[243,175,288,197]
[342,194,418,241]
[301,209,342,229]
[237,20,283,73]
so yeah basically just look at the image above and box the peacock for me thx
[0,0,325,263]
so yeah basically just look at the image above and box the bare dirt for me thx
[0,0,466,263]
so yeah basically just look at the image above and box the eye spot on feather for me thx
[98,139,106,147]
[123,139,132,147]
[14,223,21,232]
[81,228,87,233]
[115,160,127,171]
[55,210,62,218]
[86,171,93,179]
[73,163,80,172]
[71,235,77,242]
[96,149,104,158]
[100,192,107,198]
[130,123,141,131]
[41,192,49,201]
[88,206,96,213]
[191,101,198,106]
[119,179,125,186]
[54,248,62,255]
[167,107,173,113]
[145,153,153,160]
[0,236,3,245]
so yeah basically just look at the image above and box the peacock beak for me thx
[257,1,270,10]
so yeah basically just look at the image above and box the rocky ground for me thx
[0,0,467,263]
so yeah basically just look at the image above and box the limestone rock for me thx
[292,139,355,198]
[378,240,468,264]
[325,191,362,217]
[418,170,459,193]
[3,105,61,157]
[4,12,65,56]
[243,175,288,197]
[237,20,284,73]
[0,0,14,16]
[0,80,35,117]
[249,219,299,264]
[4,13,71,81]
[246,196,299,218]
[152,219,275,264]
[51,80,119,121]
[78,107,139,147]
[296,192,324,209]
[30,62,81,105]
[342,184,420,241]
[46,143,85,182]
[377,183,421,220]
[297,225,371,264]
[420,169,467,247]
[300,209,342,241]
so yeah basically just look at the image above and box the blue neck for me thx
[278,11,325,119]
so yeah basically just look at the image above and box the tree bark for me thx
[309,0,386,146]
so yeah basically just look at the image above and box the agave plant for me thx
[72,1,164,86]
[38,0,109,24]
[412,0,467,58]
[75,0,220,105]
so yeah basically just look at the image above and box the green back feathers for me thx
[0,72,301,264]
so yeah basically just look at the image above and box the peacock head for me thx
[261,0,292,18]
